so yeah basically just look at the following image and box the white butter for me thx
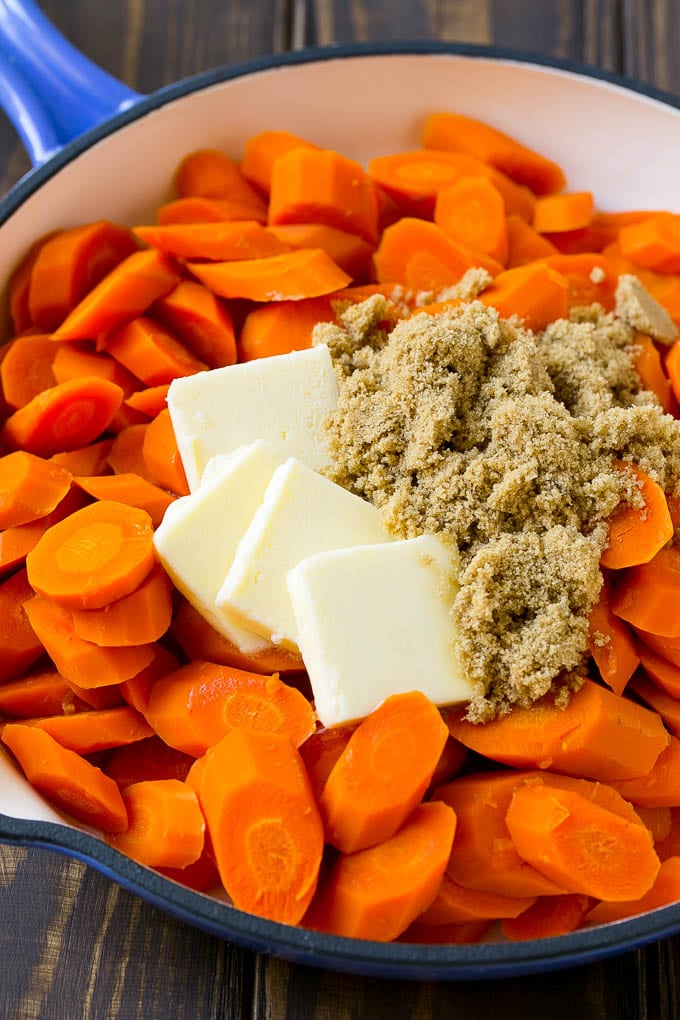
[217,457,392,650]
[167,344,339,491]
[153,440,283,653]
[286,534,473,727]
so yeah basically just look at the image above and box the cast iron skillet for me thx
[2,0,680,981]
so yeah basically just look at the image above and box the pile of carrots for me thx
[3,110,680,945]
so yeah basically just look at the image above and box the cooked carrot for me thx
[73,472,175,529]
[373,217,502,291]
[500,894,592,941]
[101,316,207,387]
[27,499,155,610]
[367,149,535,221]
[600,463,673,570]
[237,295,336,361]
[319,691,448,853]
[611,545,680,636]
[62,676,124,710]
[604,242,680,328]
[134,220,290,261]
[26,705,153,754]
[629,674,680,738]
[505,213,559,266]
[421,112,566,195]
[505,783,660,900]
[1,722,128,830]
[104,735,194,788]
[434,176,508,264]
[118,643,179,714]
[0,568,45,682]
[633,332,678,414]
[52,249,181,342]
[24,594,157,689]
[269,147,380,245]
[478,262,568,331]
[655,809,680,860]
[186,248,351,302]
[266,223,375,280]
[587,574,639,695]
[151,280,237,369]
[196,727,324,925]
[663,341,680,407]
[124,384,169,419]
[141,408,189,496]
[106,401,148,436]
[241,129,319,194]
[69,565,172,647]
[0,377,124,457]
[619,213,680,273]
[106,424,153,480]
[51,344,138,397]
[585,856,680,926]
[174,149,265,213]
[156,196,267,226]
[636,805,672,843]
[0,334,57,409]
[155,843,221,893]
[145,659,315,757]
[418,872,535,925]
[8,231,62,333]
[0,487,90,577]
[0,451,72,529]
[428,734,469,791]
[170,597,304,675]
[306,801,456,942]
[638,646,680,700]
[298,723,357,801]
[105,778,205,867]
[0,669,70,718]
[540,253,617,311]
[533,192,594,234]
[636,628,680,669]
[443,677,670,781]
[51,439,114,477]
[27,220,139,331]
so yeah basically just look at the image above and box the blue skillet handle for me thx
[0,0,143,166]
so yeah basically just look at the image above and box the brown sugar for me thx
[315,295,680,721]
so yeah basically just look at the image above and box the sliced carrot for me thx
[73,472,175,529]
[27,499,155,610]
[197,727,324,925]
[298,723,357,801]
[478,262,568,331]
[611,545,680,636]
[24,594,157,689]
[124,384,170,419]
[105,778,205,867]
[25,705,153,754]
[142,408,189,496]
[106,424,153,481]
[62,677,125,710]
[600,463,673,570]
[443,677,670,781]
[655,809,680,860]
[418,872,535,925]
[69,565,172,647]
[636,805,672,843]
[533,192,594,234]
[633,332,678,414]
[587,574,639,695]
[636,628,680,669]
[373,217,502,291]
[0,334,58,409]
[27,220,139,331]
[306,801,456,942]
[170,598,304,675]
[629,674,680,738]
[266,223,375,280]
[101,316,207,386]
[1,722,128,830]
[428,734,469,791]
[134,220,290,261]
[151,280,237,369]
[0,487,90,577]
[268,147,380,245]
[174,149,265,213]
[237,295,336,361]
[638,646,680,700]
[8,231,62,333]
[51,439,114,477]
[0,669,71,718]
[505,783,660,900]
[51,344,138,397]
[52,249,181,342]
[0,377,124,457]
[540,253,617,311]
[118,643,179,714]
[241,129,319,194]
[155,843,221,893]
[586,856,680,926]
[156,196,267,226]
[104,735,194,788]
[500,894,592,941]
[0,451,72,529]
[663,340,680,407]
[505,213,559,266]
[619,213,680,273]
[0,568,45,682]
[186,248,351,302]
[421,112,566,195]
[434,176,508,264]
[319,691,448,853]
[145,659,315,757]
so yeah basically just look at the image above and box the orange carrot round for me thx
[25,705,153,754]
[0,334,58,409]
[0,451,73,529]
[151,280,237,369]
[69,564,173,646]
[434,176,509,264]
[105,778,205,868]
[186,248,351,302]
[600,463,673,570]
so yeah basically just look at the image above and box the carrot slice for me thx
[611,545,680,636]
[306,801,456,942]
[118,643,179,714]
[8,231,62,333]
[418,872,536,925]
[505,784,660,900]
[1,722,128,830]
[298,723,357,801]
[174,149,265,213]
[654,809,680,860]
[25,705,153,754]
[237,296,336,361]
[0,487,90,577]
[0,377,124,457]
[373,217,502,290]
[69,565,172,647]
[540,253,617,311]
[124,384,170,419]
[73,472,175,529]
[600,464,673,570]
[500,894,592,941]
[505,213,559,267]
[443,677,669,781]
[101,316,207,386]
[0,451,72,529]
[629,674,680,738]
[0,568,45,682]
[51,439,113,477]
[0,334,58,409]
[266,223,375,280]
[619,213,680,273]
[434,176,509,264]
[533,193,594,234]
[156,196,267,226]
[26,499,155,610]
[635,628,680,669]
[52,249,181,342]
[51,344,137,397]
[186,248,351,302]
[633,332,678,414]
[196,728,324,925]
[104,735,194,788]
[141,408,189,496]
[105,779,205,867]
[106,424,153,480]
[478,262,568,332]
[0,669,71,718]
[145,659,316,756]
[421,112,566,195]
[586,856,680,926]
[151,280,237,369]
[241,129,319,194]
[134,220,290,261]
[587,574,640,694]
[319,691,448,853]
[638,646,680,701]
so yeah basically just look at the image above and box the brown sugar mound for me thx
[316,295,680,720]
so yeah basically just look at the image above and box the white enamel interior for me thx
[2,50,680,828]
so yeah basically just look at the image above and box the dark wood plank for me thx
[622,0,680,94]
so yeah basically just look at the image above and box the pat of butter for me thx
[286,534,474,727]
[153,440,283,653]
[217,457,392,650]
[167,344,338,491]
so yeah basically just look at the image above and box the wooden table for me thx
[1,1,679,1016]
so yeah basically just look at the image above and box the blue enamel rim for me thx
[3,39,680,979]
